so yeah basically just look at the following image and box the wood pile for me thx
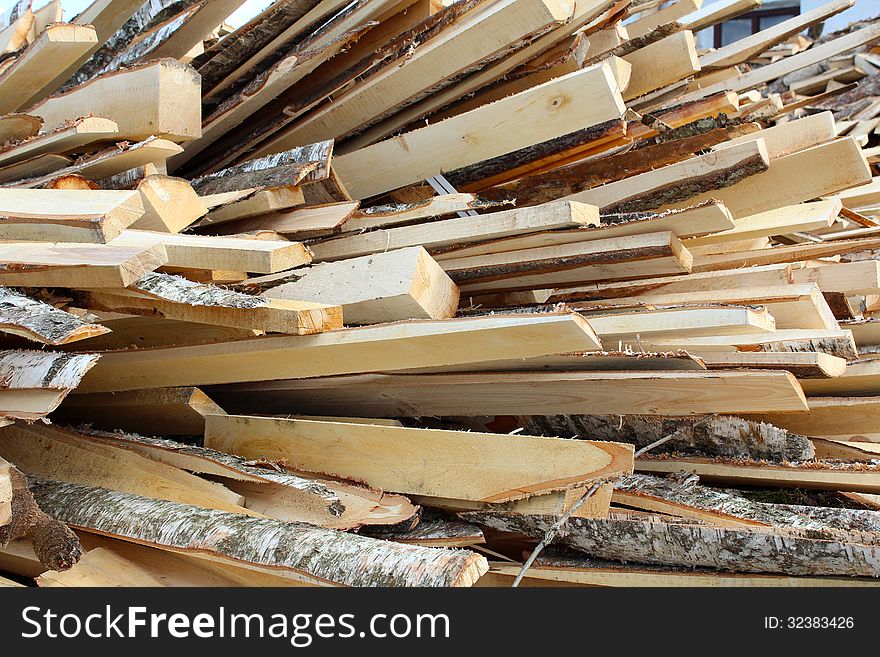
[3,0,880,587]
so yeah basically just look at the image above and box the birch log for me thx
[523,414,815,461]
[0,461,82,571]
[0,350,100,420]
[31,478,489,587]
[0,287,110,345]
[464,512,880,577]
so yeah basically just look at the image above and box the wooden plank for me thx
[700,0,853,71]
[0,116,118,168]
[579,306,776,340]
[627,0,701,39]
[203,201,359,238]
[637,456,880,493]
[31,478,488,587]
[699,352,847,378]
[345,195,511,233]
[262,246,459,324]
[679,0,759,32]
[745,397,880,440]
[0,4,34,55]
[0,153,71,183]
[57,387,222,437]
[37,547,166,587]
[685,200,840,247]
[401,351,707,374]
[26,59,202,141]
[0,351,99,421]
[642,329,859,361]
[0,286,109,345]
[1,457,11,528]
[0,188,144,243]
[204,414,633,502]
[332,61,628,199]
[0,113,41,143]
[199,186,305,227]
[77,272,342,335]
[714,111,838,160]
[310,200,599,262]
[621,30,701,100]
[218,370,811,417]
[62,316,258,352]
[800,359,880,396]
[77,313,604,393]
[131,175,208,234]
[0,23,98,114]
[692,237,880,273]
[564,139,770,214]
[107,230,312,274]
[0,242,167,287]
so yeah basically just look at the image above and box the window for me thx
[713,7,801,48]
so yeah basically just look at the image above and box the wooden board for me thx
[262,246,459,324]
[714,111,837,160]
[107,230,312,274]
[627,0,701,39]
[0,242,167,287]
[699,352,847,378]
[200,186,305,227]
[0,286,109,346]
[211,370,811,417]
[310,200,599,262]
[77,313,603,393]
[204,414,633,502]
[0,189,145,243]
[0,23,98,115]
[0,116,118,169]
[26,59,201,141]
[332,61,627,199]
[37,547,166,587]
[744,397,880,440]
[642,329,859,361]
[800,359,880,396]
[621,30,701,100]
[132,175,208,233]
[205,201,360,238]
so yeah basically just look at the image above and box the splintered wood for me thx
[4,0,880,588]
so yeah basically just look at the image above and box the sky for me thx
[0,0,273,27]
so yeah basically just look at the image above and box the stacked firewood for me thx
[4,0,880,588]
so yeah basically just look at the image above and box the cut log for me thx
[564,139,770,214]
[523,414,815,461]
[78,312,603,392]
[310,200,599,262]
[76,272,342,335]
[107,230,312,274]
[189,141,333,195]
[262,247,459,324]
[0,286,110,345]
[211,370,810,417]
[204,414,634,502]
[464,511,880,577]
[57,387,222,437]
[0,423,248,514]
[32,478,488,586]
[0,350,99,420]
[637,456,880,493]
[26,59,202,141]
[332,61,628,199]
[0,24,98,115]
[0,242,167,287]
[0,188,145,243]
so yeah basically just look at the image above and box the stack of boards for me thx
[5,0,880,588]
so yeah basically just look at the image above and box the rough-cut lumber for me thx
[669,137,872,218]
[745,397,880,441]
[78,272,342,335]
[77,313,603,393]
[32,478,488,587]
[0,116,118,169]
[627,0,701,39]
[37,547,166,587]
[578,306,775,341]
[208,201,360,238]
[57,387,221,437]
[465,512,880,577]
[405,351,707,374]
[564,139,770,214]
[0,154,67,184]
[621,30,701,100]
[346,195,511,233]
[692,236,880,273]
[276,0,573,148]
[361,518,485,548]
[200,186,305,227]
[715,111,837,160]
[0,350,99,420]
[0,287,109,345]
[131,175,207,233]
[262,247,459,324]
[800,359,880,397]
[0,461,82,572]
[0,113,41,143]
[0,242,167,287]
[0,458,10,527]
[0,188,145,243]
[310,201,599,262]
[524,414,814,461]
[637,456,880,493]
[204,414,633,502]
[216,370,810,417]
[63,316,258,352]
[189,141,333,194]
[643,329,859,361]
[445,232,693,292]
[108,230,311,274]
[27,59,202,141]
[333,61,628,199]
[0,23,98,115]
[700,352,847,378]
[0,3,33,55]
[700,0,855,71]
[0,423,248,514]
